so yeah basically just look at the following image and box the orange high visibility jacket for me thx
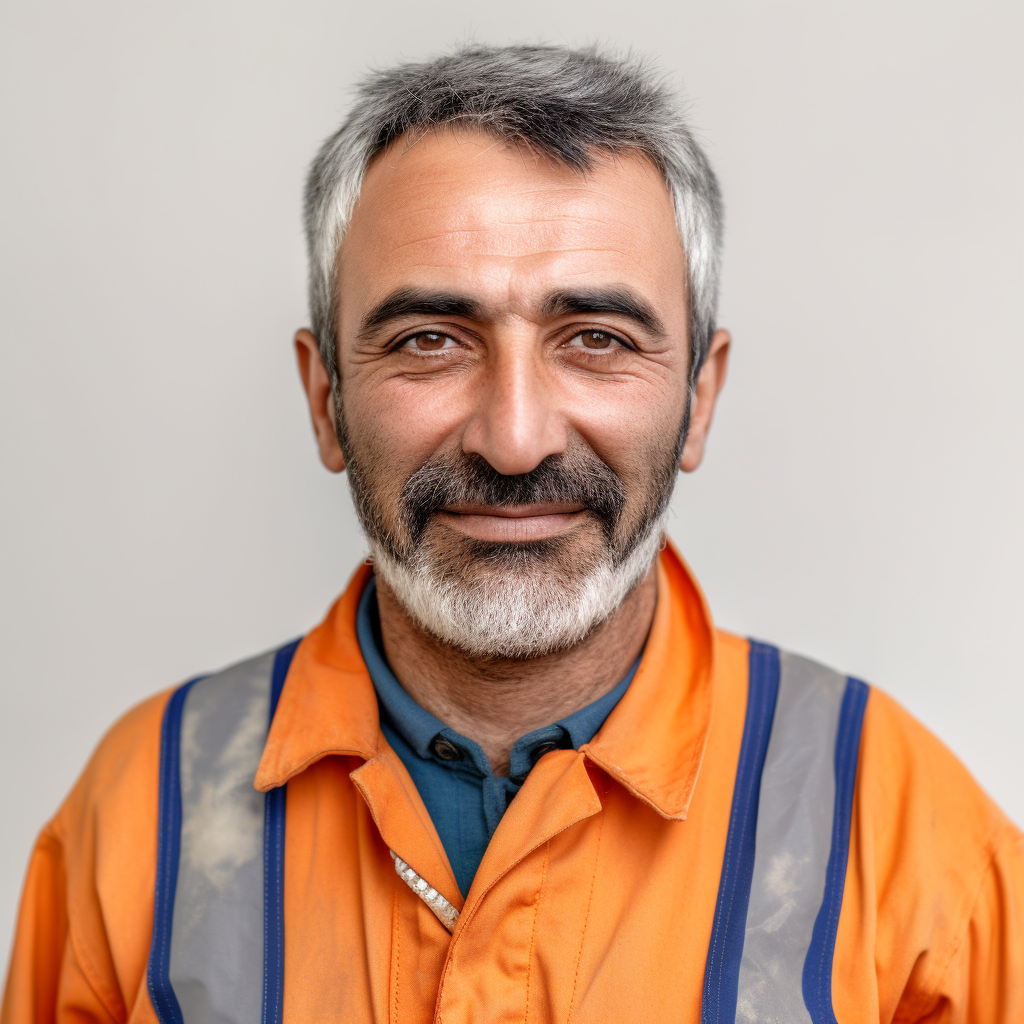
[3,545,1023,1023]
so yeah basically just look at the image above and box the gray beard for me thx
[339,401,685,661]
[367,507,668,661]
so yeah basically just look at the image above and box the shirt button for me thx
[431,736,463,762]
[529,740,560,767]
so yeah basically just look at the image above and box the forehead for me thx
[338,128,686,315]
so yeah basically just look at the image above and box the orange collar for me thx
[255,542,716,820]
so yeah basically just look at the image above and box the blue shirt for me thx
[356,577,639,897]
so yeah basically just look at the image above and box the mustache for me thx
[400,449,627,546]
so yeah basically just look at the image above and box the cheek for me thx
[566,380,687,488]
[341,372,469,491]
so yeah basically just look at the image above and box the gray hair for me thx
[304,43,723,387]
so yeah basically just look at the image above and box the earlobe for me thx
[294,328,347,473]
[322,389,347,473]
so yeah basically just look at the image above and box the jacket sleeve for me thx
[1,823,119,1024]
[2,690,168,1024]
[839,686,1024,1021]
[938,822,1024,1023]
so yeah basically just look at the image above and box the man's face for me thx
[331,129,696,658]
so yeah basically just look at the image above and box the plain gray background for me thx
[2,0,1022,973]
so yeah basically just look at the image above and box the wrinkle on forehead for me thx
[349,127,677,242]
[363,182,671,248]
[338,127,687,330]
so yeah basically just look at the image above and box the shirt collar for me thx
[256,542,716,821]
[356,574,638,778]
[356,576,451,761]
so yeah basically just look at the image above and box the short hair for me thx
[304,43,723,387]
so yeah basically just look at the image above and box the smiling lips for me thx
[436,503,588,542]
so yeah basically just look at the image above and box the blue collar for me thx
[356,576,638,782]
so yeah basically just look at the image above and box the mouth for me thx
[435,502,589,542]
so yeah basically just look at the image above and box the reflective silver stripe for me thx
[390,851,460,932]
[169,651,275,1024]
[734,652,848,1024]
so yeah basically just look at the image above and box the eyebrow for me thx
[541,288,667,338]
[357,289,485,340]
[355,285,667,341]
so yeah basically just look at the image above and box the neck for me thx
[374,562,657,776]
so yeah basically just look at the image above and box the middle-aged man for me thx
[4,43,1024,1024]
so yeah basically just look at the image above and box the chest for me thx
[281,755,730,1023]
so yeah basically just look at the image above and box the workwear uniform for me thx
[358,575,641,898]
[4,546,1023,1023]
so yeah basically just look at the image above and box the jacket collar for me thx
[255,563,380,791]
[255,543,716,821]
[581,543,716,819]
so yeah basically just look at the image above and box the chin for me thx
[370,512,666,661]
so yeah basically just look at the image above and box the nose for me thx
[460,342,568,476]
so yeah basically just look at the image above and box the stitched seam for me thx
[266,790,274,1024]
[150,685,184,1024]
[705,678,746,1014]
[151,699,173,1021]
[65,905,127,1023]
[568,800,605,1022]
[812,704,855,1018]
[705,648,771,1020]
[810,703,846,1013]
[392,891,401,1024]
[274,797,285,1015]
[259,644,297,1024]
[893,822,1015,1022]
[262,786,286,1024]
[523,844,550,1024]
[435,793,597,994]
[803,680,868,1023]
[936,825,1016,983]
[714,701,764,999]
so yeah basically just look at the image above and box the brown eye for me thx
[568,330,620,351]
[402,332,456,352]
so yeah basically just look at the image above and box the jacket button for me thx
[529,740,559,767]
[431,736,463,762]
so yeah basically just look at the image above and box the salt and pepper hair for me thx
[303,43,723,387]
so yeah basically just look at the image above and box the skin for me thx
[296,128,730,774]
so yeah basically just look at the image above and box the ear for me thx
[680,328,731,473]
[294,329,346,473]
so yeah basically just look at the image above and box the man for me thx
[3,42,1022,1024]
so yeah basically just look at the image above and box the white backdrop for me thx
[2,0,1022,973]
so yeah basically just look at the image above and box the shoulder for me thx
[56,687,172,836]
[854,682,1020,928]
[838,674,1023,1013]
[732,639,1023,1012]
[57,643,285,839]
[42,650,283,1012]
[21,685,178,1020]
[52,686,174,893]
[856,683,1013,861]
[713,629,1010,852]
[54,642,292,859]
